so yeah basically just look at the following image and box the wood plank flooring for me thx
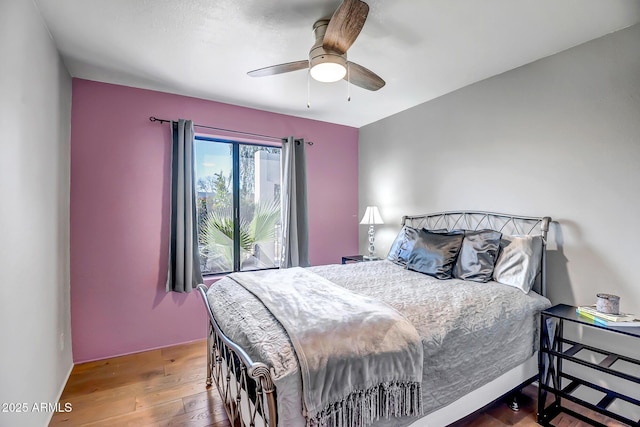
[50,340,625,426]
[50,340,229,426]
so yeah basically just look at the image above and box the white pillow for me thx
[492,235,543,293]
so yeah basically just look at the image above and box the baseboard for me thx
[46,361,74,425]
[74,338,207,364]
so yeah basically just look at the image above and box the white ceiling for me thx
[35,0,640,128]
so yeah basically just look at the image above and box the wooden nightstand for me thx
[538,304,640,426]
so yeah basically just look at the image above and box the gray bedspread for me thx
[226,267,423,427]
[207,260,551,427]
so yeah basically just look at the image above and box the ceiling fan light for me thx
[310,62,346,83]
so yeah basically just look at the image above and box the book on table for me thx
[576,305,640,327]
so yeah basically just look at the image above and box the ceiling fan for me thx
[247,0,385,91]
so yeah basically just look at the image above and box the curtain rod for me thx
[149,116,313,145]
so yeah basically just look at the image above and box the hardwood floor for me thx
[50,340,624,426]
[50,340,229,426]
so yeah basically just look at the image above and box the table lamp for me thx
[360,206,384,260]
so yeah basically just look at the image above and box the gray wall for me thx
[360,25,640,416]
[0,1,73,426]
[360,24,640,314]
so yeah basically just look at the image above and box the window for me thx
[194,136,282,275]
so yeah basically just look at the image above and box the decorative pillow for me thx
[387,226,419,265]
[386,228,405,262]
[406,229,464,279]
[387,226,447,266]
[492,234,543,293]
[422,228,450,234]
[452,229,502,282]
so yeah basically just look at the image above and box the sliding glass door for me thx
[194,137,281,275]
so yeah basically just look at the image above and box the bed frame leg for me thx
[206,321,213,388]
[507,390,522,412]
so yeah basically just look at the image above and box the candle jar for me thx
[596,293,620,315]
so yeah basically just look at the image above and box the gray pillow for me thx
[452,230,502,283]
[387,226,447,266]
[387,226,419,265]
[406,229,464,279]
[492,234,543,293]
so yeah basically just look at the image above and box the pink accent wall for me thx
[70,79,359,363]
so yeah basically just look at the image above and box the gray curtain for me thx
[280,136,310,268]
[166,119,203,292]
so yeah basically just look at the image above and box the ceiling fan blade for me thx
[323,0,369,54]
[345,61,385,91]
[247,60,309,77]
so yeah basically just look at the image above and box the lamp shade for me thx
[360,206,384,225]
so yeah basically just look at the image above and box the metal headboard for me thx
[401,211,551,297]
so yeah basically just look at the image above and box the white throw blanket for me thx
[227,267,423,427]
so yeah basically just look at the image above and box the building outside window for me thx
[194,136,282,275]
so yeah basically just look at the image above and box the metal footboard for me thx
[197,284,277,427]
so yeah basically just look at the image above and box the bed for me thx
[197,211,553,427]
